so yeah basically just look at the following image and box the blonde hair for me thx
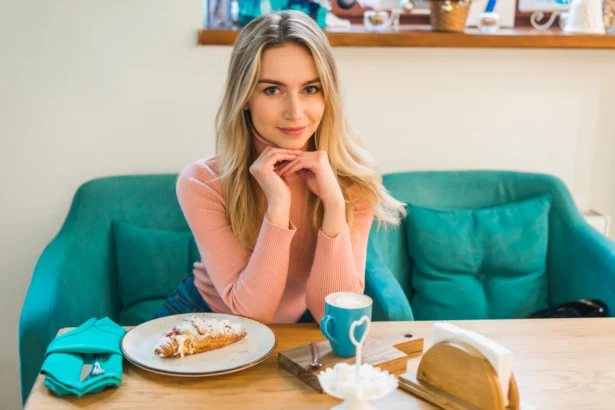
[215,10,406,250]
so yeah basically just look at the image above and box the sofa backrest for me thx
[368,170,585,318]
[66,174,192,323]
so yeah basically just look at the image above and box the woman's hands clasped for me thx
[276,151,344,208]
[250,147,346,234]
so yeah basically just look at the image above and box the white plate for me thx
[121,313,277,377]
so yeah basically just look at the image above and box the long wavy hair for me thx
[214,10,406,250]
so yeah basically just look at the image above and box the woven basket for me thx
[429,1,471,32]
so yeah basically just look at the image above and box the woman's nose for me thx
[284,94,304,121]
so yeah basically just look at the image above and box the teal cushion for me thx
[405,194,551,320]
[113,221,199,319]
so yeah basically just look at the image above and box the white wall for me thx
[1,1,614,408]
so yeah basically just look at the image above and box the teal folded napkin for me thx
[41,317,127,397]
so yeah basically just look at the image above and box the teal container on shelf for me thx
[237,0,328,28]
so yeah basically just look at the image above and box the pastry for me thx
[155,315,247,358]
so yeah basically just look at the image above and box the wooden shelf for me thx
[198,25,615,49]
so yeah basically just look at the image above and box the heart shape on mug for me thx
[349,315,371,348]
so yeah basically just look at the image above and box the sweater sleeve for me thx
[305,204,376,323]
[176,160,296,324]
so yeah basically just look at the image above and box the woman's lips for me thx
[279,126,307,136]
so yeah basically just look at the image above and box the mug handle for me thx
[320,315,337,343]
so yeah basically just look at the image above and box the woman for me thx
[154,10,405,324]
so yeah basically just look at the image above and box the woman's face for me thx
[246,43,325,151]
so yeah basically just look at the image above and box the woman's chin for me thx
[276,138,311,151]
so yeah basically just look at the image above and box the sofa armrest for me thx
[365,246,414,321]
[19,228,119,404]
[548,214,615,317]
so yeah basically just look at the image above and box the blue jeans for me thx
[153,274,212,319]
[153,274,315,323]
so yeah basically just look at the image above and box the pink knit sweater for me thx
[176,156,375,324]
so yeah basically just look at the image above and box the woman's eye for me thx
[305,86,320,94]
[264,87,279,95]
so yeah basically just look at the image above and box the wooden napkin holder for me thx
[398,339,520,410]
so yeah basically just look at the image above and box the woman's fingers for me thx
[262,148,303,160]
[281,156,318,177]
[251,154,298,178]
[267,154,301,172]
[264,149,302,165]
[251,148,304,180]
[269,153,300,163]
[276,156,302,176]
[281,163,303,177]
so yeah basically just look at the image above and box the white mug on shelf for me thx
[563,0,606,33]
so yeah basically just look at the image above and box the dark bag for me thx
[527,299,608,319]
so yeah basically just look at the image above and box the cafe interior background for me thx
[1,0,614,408]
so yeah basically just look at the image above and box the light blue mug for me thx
[320,292,373,357]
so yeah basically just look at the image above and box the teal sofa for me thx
[19,171,615,404]
[367,171,615,322]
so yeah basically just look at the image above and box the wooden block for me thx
[398,340,520,410]
[278,331,424,393]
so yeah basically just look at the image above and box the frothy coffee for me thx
[326,292,372,309]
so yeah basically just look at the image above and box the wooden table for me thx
[24,318,615,409]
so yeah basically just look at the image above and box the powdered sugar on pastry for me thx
[155,315,247,358]
[190,316,244,338]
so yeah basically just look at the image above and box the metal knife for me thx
[79,354,93,382]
